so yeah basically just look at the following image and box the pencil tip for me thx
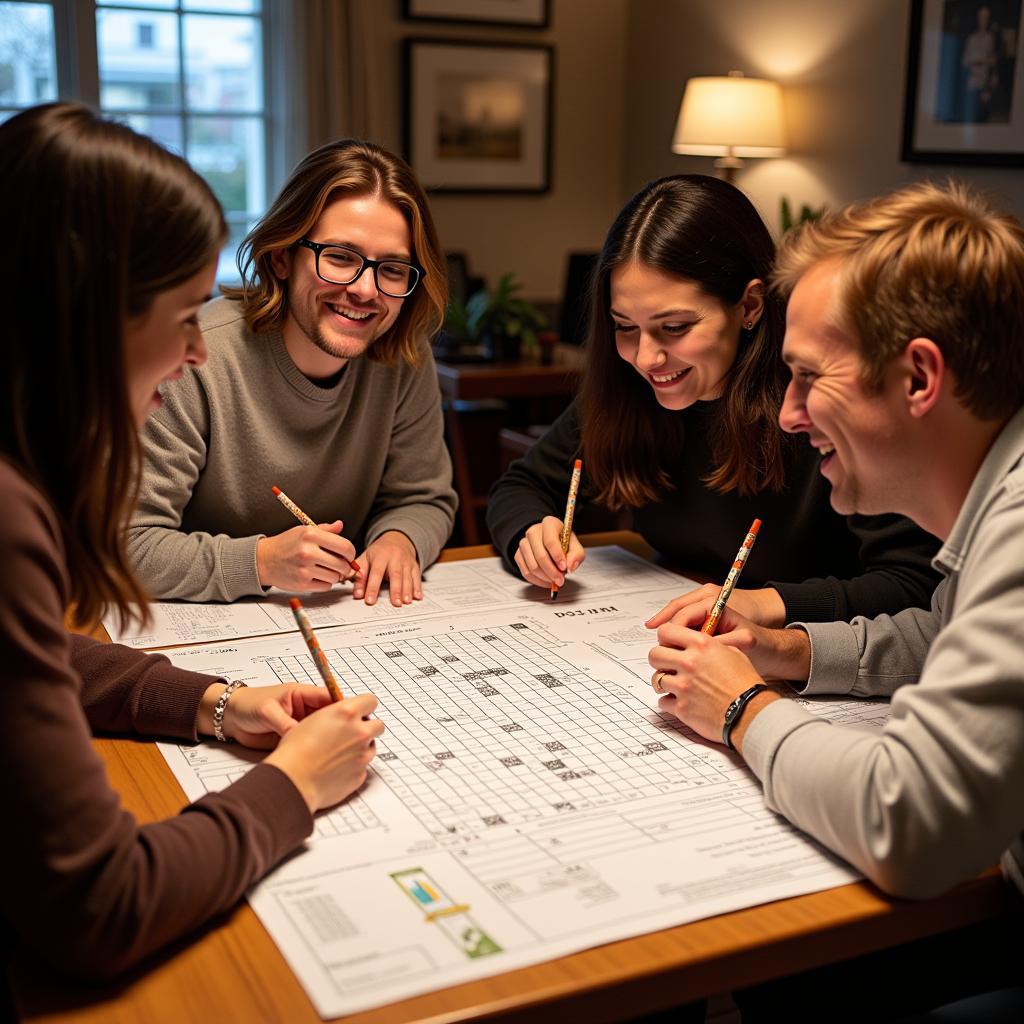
[550,591,557,600]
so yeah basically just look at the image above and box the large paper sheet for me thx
[104,546,685,648]
[158,588,887,1018]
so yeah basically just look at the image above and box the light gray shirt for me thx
[743,406,1024,900]
[127,298,457,601]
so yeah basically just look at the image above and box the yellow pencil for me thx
[290,597,344,702]
[272,485,360,574]
[551,459,583,600]
[701,518,761,635]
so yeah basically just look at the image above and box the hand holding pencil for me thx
[513,460,586,595]
[254,597,384,812]
[701,518,761,635]
[255,486,361,593]
[551,459,583,599]
[651,518,762,638]
[645,520,781,631]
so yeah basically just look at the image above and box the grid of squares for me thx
[265,623,745,839]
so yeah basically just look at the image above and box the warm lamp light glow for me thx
[672,72,786,180]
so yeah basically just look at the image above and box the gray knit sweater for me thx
[127,297,456,601]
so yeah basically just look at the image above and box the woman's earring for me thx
[743,320,754,330]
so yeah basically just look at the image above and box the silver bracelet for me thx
[212,680,247,742]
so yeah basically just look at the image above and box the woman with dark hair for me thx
[0,103,382,984]
[487,175,940,625]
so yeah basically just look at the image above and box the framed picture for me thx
[902,0,1024,164]
[403,39,554,193]
[402,0,550,28]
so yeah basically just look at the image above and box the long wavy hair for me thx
[579,174,790,509]
[0,103,227,628]
[222,139,447,366]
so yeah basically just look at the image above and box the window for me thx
[0,1,58,121]
[96,1,267,280]
[0,0,271,280]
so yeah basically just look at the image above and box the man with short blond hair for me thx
[649,181,1024,1015]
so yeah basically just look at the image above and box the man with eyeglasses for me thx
[127,139,457,607]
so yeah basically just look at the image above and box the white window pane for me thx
[98,8,180,111]
[114,111,183,156]
[216,217,251,283]
[187,115,264,215]
[184,1,260,12]
[0,2,57,107]
[184,13,261,112]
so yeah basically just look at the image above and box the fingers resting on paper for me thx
[351,530,422,607]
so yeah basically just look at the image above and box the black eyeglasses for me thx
[296,238,422,298]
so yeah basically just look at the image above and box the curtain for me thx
[271,0,375,180]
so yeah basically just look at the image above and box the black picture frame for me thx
[403,38,554,194]
[902,0,1024,165]
[401,0,550,29]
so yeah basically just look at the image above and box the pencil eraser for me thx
[272,485,282,496]
[289,597,302,610]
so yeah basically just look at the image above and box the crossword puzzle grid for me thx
[265,623,746,839]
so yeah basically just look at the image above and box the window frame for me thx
[4,0,287,278]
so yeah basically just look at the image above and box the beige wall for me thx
[355,0,629,302]
[353,0,1022,305]
[623,0,1023,238]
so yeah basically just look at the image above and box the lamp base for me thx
[713,155,743,185]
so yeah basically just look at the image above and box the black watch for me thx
[722,684,768,751]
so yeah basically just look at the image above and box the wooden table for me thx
[436,346,583,545]
[14,532,1013,1024]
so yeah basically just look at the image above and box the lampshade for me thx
[672,72,786,159]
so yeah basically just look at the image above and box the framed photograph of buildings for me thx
[902,0,1024,164]
[403,39,554,193]
[402,0,550,28]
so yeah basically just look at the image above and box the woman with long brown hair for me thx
[0,103,382,986]
[487,175,939,625]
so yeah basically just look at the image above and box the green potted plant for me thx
[780,196,825,234]
[445,272,548,362]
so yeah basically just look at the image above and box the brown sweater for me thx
[0,459,312,980]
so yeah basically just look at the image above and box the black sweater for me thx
[486,400,941,623]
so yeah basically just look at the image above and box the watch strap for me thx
[722,683,768,751]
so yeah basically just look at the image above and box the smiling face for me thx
[122,260,215,428]
[779,259,909,516]
[610,261,752,410]
[272,193,411,376]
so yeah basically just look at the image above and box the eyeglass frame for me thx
[295,238,423,298]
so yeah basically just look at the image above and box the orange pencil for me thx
[272,485,361,574]
[551,459,583,600]
[701,518,761,635]
[290,597,344,702]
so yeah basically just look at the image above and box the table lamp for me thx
[671,71,786,183]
